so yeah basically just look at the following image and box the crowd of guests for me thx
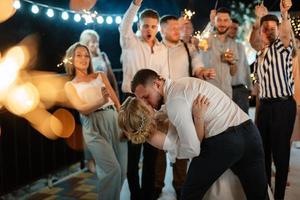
[61,0,299,199]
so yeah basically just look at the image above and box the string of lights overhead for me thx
[12,0,139,25]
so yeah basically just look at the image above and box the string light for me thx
[31,5,39,14]
[61,11,69,20]
[115,16,122,24]
[13,0,21,10]
[74,13,81,22]
[14,0,141,26]
[46,8,54,18]
[97,16,104,24]
[106,16,113,24]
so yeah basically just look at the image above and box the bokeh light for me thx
[51,108,75,138]
[0,0,16,23]
[24,108,59,140]
[5,83,40,116]
[65,124,84,151]
[69,0,97,11]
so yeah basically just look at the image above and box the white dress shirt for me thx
[163,41,204,79]
[162,78,249,160]
[119,3,168,93]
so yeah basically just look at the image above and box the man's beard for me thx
[155,95,164,110]
[217,27,229,35]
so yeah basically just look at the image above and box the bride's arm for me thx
[192,95,209,141]
[146,130,166,150]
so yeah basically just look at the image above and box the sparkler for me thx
[57,57,72,68]
[183,9,195,20]
[82,10,98,25]
[193,31,209,51]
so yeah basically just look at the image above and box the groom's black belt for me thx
[260,96,293,103]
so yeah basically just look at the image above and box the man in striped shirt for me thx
[251,0,296,199]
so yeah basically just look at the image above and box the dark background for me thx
[0,0,299,74]
[0,0,299,196]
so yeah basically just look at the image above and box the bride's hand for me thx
[192,95,209,120]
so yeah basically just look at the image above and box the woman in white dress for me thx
[64,42,127,200]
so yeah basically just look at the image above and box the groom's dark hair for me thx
[131,69,160,93]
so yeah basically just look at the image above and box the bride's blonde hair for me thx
[118,97,156,144]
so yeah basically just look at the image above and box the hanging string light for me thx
[13,0,137,26]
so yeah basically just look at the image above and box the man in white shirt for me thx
[160,15,214,80]
[131,69,268,200]
[119,0,165,199]
[119,0,167,95]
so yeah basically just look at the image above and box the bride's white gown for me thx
[203,169,274,200]
[204,170,245,200]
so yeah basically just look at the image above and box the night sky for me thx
[0,0,299,73]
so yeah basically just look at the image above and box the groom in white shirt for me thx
[131,69,268,200]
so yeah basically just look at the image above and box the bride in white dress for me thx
[118,96,273,200]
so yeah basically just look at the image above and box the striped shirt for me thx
[254,38,294,98]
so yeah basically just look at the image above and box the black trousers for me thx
[181,120,268,200]
[232,85,250,114]
[257,97,296,199]
[127,141,158,200]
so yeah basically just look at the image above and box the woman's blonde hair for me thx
[118,97,155,144]
[64,42,94,78]
[79,29,101,56]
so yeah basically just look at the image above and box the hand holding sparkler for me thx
[210,9,217,26]
[194,31,208,51]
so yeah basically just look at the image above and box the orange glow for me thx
[24,108,58,140]
[65,124,84,151]
[0,58,18,98]
[18,34,39,69]
[198,39,209,51]
[51,108,75,138]
[69,0,97,11]
[5,46,27,68]
[29,71,71,108]
[0,0,16,23]
[0,46,30,99]
[5,83,40,116]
